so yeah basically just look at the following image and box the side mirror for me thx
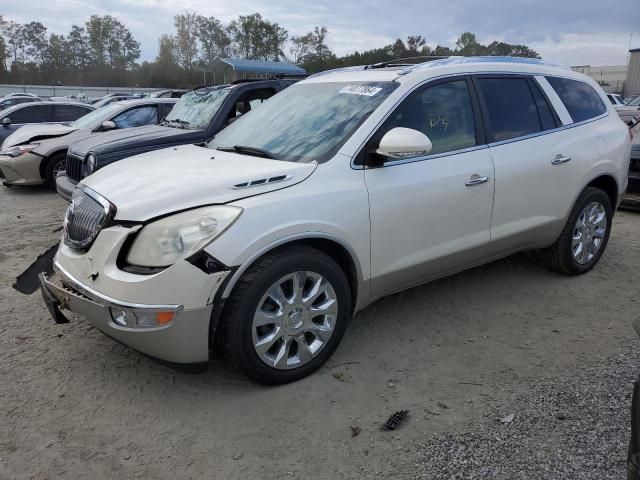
[376,127,432,160]
[2,117,11,126]
[100,120,116,131]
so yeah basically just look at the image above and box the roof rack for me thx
[365,56,449,69]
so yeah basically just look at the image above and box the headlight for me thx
[0,143,39,157]
[86,154,96,174]
[126,206,242,267]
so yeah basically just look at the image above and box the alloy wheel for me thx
[572,201,607,265]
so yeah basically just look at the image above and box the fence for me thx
[0,84,160,99]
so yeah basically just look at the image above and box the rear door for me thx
[476,74,605,254]
[364,76,495,296]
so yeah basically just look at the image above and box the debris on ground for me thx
[500,413,515,424]
[332,372,345,382]
[350,425,361,437]
[382,410,409,431]
[437,402,449,410]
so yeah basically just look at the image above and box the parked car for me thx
[0,95,41,110]
[0,101,94,145]
[615,95,640,125]
[607,93,625,106]
[149,89,188,98]
[49,94,90,104]
[625,95,640,105]
[56,79,295,200]
[0,98,177,188]
[39,57,630,384]
[5,92,40,98]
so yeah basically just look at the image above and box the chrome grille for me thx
[66,153,83,182]
[63,188,114,249]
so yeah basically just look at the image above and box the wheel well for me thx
[587,175,618,210]
[275,238,359,315]
[39,150,67,179]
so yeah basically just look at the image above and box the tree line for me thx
[0,13,540,89]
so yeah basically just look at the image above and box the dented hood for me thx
[3,123,76,147]
[83,144,317,221]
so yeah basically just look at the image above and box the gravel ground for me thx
[412,341,639,479]
[1,185,639,479]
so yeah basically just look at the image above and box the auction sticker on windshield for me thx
[339,85,383,96]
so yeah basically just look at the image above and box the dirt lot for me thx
[1,185,639,479]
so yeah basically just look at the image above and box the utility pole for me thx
[628,32,634,65]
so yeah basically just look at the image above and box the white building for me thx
[571,64,628,93]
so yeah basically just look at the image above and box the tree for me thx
[455,32,483,56]
[228,13,288,61]
[196,15,231,66]
[406,35,427,55]
[290,26,334,69]
[174,12,199,70]
[45,33,70,79]
[67,25,90,83]
[3,21,25,68]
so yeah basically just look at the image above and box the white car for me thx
[40,57,631,384]
[608,93,640,125]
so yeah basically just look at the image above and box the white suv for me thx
[40,57,631,384]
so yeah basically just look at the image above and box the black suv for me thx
[57,79,296,201]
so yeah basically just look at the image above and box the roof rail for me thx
[365,56,450,69]
[397,56,570,75]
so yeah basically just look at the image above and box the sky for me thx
[3,0,640,67]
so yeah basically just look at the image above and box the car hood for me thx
[69,124,204,157]
[3,123,77,147]
[83,144,317,221]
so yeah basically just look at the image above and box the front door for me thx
[363,77,495,297]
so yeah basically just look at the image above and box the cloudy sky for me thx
[4,0,640,66]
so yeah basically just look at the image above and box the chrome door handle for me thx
[551,154,572,165]
[465,175,490,186]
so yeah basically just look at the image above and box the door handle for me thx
[465,175,490,186]
[551,154,572,165]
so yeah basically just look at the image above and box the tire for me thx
[544,187,612,275]
[43,152,67,190]
[219,245,351,385]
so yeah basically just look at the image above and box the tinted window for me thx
[382,80,476,155]
[113,106,157,128]
[477,77,541,142]
[546,76,607,123]
[607,95,616,105]
[530,81,559,131]
[53,104,91,122]
[159,103,175,119]
[9,105,52,123]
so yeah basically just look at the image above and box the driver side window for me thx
[112,106,158,129]
[382,80,477,156]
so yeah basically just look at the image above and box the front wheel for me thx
[44,153,67,190]
[544,187,612,275]
[220,245,351,385]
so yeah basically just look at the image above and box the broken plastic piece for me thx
[382,410,409,431]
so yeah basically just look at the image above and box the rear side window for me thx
[9,105,52,123]
[546,76,607,123]
[53,104,91,122]
[476,77,542,142]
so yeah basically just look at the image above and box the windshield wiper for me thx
[217,145,277,159]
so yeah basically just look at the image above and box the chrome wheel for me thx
[52,158,66,178]
[572,201,607,265]
[252,271,338,370]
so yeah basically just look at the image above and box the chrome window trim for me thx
[53,260,184,312]
[349,70,609,169]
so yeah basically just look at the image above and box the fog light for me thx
[110,307,175,328]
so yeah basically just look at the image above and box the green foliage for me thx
[0,10,541,88]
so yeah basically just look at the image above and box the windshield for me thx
[165,88,230,129]
[209,81,398,163]
[70,103,122,129]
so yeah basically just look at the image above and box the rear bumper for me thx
[40,262,215,364]
[0,153,43,185]
[55,173,77,202]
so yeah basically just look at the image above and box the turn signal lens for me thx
[155,311,175,325]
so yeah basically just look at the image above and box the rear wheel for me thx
[44,152,67,190]
[544,187,612,275]
[220,245,351,385]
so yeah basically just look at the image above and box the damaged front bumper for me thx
[39,239,230,364]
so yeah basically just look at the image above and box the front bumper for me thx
[40,263,218,363]
[0,152,44,186]
[55,172,77,202]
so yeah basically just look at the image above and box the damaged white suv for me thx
[40,57,631,384]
